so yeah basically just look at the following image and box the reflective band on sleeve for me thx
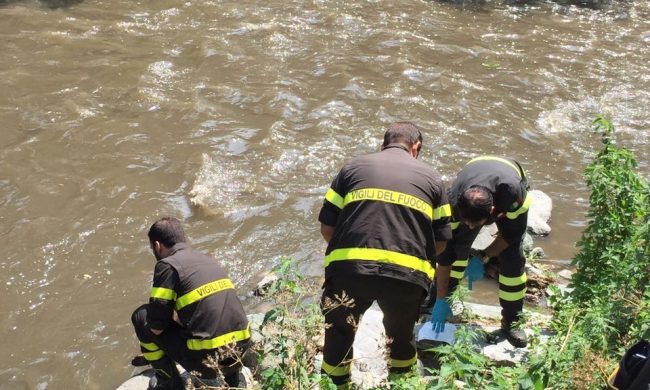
[139,342,159,351]
[343,188,434,220]
[143,349,165,361]
[325,188,344,209]
[450,270,465,279]
[452,259,468,267]
[390,354,417,368]
[175,278,234,310]
[321,360,351,376]
[506,193,533,220]
[432,204,452,220]
[150,287,176,301]
[499,288,527,301]
[451,221,460,230]
[499,274,528,286]
[325,247,435,279]
[467,156,522,178]
[186,324,251,351]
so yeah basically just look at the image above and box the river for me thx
[0,0,648,388]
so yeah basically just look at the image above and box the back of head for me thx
[457,186,493,223]
[148,217,186,247]
[383,121,423,149]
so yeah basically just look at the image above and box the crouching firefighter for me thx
[131,217,251,389]
[428,156,532,348]
[318,122,452,388]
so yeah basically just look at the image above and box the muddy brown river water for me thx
[0,0,648,388]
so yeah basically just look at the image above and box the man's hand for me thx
[150,328,163,336]
[465,256,485,290]
[320,224,335,243]
[430,298,452,334]
[173,310,182,326]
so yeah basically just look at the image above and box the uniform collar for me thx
[167,242,189,256]
[382,143,410,153]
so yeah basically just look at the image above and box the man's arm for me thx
[147,262,178,335]
[484,235,509,258]
[435,241,447,255]
[435,264,451,299]
[491,207,529,257]
[320,223,335,243]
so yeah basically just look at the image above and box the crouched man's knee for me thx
[131,304,150,335]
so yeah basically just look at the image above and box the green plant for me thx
[255,258,336,390]
[526,116,649,389]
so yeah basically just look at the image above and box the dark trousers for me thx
[131,304,250,383]
[321,274,424,385]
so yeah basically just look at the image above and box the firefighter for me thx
[318,122,452,387]
[430,156,532,348]
[131,217,251,389]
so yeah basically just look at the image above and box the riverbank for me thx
[215,119,650,389]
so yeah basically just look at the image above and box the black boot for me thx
[501,319,528,348]
[148,358,184,390]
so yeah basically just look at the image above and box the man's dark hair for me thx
[382,121,423,149]
[457,186,493,223]
[148,217,186,247]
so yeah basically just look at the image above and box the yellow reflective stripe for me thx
[499,274,528,286]
[432,204,452,220]
[321,360,351,376]
[467,156,522,178]
[506,193,533,219]
[325,188,344,209]
[390,354,417,368]
[451,221,460,230]
[608,367,620,390]
[175,278,234,310]
[343,188,433,219]
[140,342,159,351]
[450,270,464,279]
[452,259,468,267]
[186,324,251,350]
[150,287,176,301]
[499,288,527,301]
[325,248,435,279]
[143,349,165,361]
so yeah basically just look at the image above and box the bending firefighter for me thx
[430,156,532,348]
[318,122,452,388]
[131,217,251,389]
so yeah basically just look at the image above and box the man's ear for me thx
[153,241,161,254]
[411,141,421,158]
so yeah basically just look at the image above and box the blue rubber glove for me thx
[430,298,452,334]
[465,256,485,290]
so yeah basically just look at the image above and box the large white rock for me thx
[527,190,553,235]
[314,303,388,389]
[471,224,499,250]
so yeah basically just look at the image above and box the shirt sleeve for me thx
[318,169,347,227]
[494,182,522,214]
[431,182,452,242]
[496,210,528,245]
[147,261,178,331]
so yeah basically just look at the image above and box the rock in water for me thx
[527,190,553,235]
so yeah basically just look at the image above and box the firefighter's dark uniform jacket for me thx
[447,156,530,247]
[318,144,453,291]
[439,156,531,323]
[317,144,452,385]
[147,243,250,350]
